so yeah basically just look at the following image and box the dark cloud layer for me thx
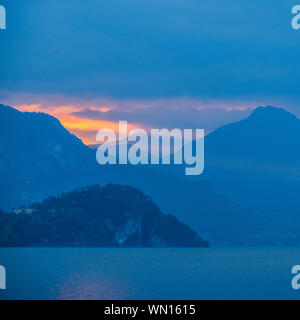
[1,0,300,103]
[73,107,252,132]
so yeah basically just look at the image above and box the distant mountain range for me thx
[204,106,300,206]
[1,104,300,245]
[154,106,300,245]
[204,106,300,245]
[0,104,256,245]
[159,106,300,207]
[0,184,208,247]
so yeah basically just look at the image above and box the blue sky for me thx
[0,0,300,143]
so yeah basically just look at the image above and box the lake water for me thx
[0,248,300,300]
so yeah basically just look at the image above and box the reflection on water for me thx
[0,248,300,300]
[54,270,132,300]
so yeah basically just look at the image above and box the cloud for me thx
[72,106,252,133]
[9,94,258,144]
[1,0,300,104]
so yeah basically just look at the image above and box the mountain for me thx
[202,106,300,245]
[0,104,256,245]
[0,104,98,210]
[0,184,208,247]
[206,106,300,174]
[158,106,300,206]
[153,106,300,245]
[203,106,300,206]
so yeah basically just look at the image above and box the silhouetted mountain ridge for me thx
[201,106,300,207]
[151,106,300,244]
[0,104,255,245]
[158,106,300,203]
[206,106,300,167]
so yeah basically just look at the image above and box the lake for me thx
[0,248,300,300]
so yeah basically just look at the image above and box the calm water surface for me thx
[0,248,300,300]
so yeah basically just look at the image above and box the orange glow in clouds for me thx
[13,104,137,145]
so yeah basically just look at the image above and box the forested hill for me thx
[0,184,209,248]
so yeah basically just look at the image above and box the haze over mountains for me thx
[1,104,300,245]
[156,106,300,245]
[0,104,255,245]
[204,106,300,244]
[203,106,300,205]
[160,106,300,205]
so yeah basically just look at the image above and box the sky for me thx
[0,0,300,144]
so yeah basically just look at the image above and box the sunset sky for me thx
[1,0,300,144]
[9,97,257,145]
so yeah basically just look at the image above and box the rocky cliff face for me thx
[0,184,209,248]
